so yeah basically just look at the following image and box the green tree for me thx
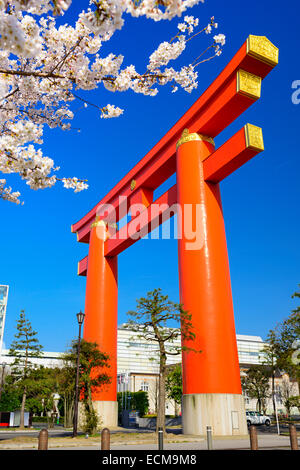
[8,310,43,429]
[165,364,182,417]
[265,287,300,392]
[0,385,22,412]
[241,366,271,414]
[126,288,197,433]
[286,395,300,414]
[261,330,280,416]
[55,364,76,428]
[63,339,111,434]
[24,366,61,425]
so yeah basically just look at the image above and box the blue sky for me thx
[1,0,300,352]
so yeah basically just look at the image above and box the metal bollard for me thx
[249,425,258,450]
[158,427,164,450]
[101,428,110,450]
[38,428,48,450]
[289,423,299,450]
[206,426,213,450]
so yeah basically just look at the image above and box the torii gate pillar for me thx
[177,134,247,436]
[82,219,118,427]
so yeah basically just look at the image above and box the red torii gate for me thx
[71,35,278,436]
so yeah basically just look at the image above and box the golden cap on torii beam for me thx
[247,35,279,67]
[176,129,215,150]
[236,69,262,100]
[244,123,264,152]
[91,215,106,229]
[91,215,118,230]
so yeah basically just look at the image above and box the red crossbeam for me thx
[76,122,265,275]
[77,185,177,275]
[72,35,277,244]
[203,124,264,183]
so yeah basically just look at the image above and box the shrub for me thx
[117,391,149,417]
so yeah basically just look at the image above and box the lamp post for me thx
[72,310,85,438]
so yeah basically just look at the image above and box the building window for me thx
[140,381,149,392]
[242,390,250,405]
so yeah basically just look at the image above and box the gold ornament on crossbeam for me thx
[247,35,279,67]
[237,69,262,100]
[244,124,264,152]
[91,215,106,229]
[176,128,215,150]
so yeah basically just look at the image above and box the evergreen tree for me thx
[63,339,111,434]
[8,310,43,428]
[165,364,182,416]
[265,287,300,392]
[126,288,197,433]
[261,330,280,416]
[24,366,61,424]
[241,366,271,414]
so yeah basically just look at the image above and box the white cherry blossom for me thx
[0,1,225,203]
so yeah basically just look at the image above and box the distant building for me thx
[116,326,268,415]
[1,325,298,415]
[0,285,9,357]
[0,349,64,369]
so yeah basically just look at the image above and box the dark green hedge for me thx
[117,391,149,417]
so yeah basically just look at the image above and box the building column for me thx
[176,131,247,436]
[82,218,118,428]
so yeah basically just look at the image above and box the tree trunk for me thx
[157,350,167,434]
[272,373,276,416]
[157,372,165,433]
[20,387,26,429]
[155,377,158,415]
[257,397,262,414]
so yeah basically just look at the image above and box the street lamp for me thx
[73,310,85,438]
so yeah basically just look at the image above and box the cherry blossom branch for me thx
[0,2,226,202]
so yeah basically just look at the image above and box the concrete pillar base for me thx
[78,401,118,430]
[182,393,248,436]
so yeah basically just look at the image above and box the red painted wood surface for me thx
[72,36,276,244]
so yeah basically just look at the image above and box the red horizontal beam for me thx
[203,124,264,183]
[77,122,264,275]
[105,184,177,257]
[77,185,177,275]
[72,35,278,243]
[77,256,88,277]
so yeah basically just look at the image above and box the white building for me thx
[116,326,269,414]
[0,328,266,371]
[0,349,64,369]
[1,326,297,415]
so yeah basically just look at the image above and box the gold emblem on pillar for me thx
[176,128,215,150]
[237,69,262,100]
[91,215,107,229]
[244,123,264,152]
[130,179,136,191]
[247,35,279,67]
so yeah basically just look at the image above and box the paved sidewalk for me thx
[0,432,298,451]
[49,434,297,451]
